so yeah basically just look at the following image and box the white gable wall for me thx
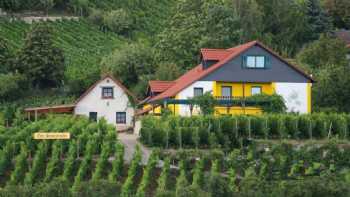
[74,77,134,130]
[177,81,213,116]
[274,82,308,114]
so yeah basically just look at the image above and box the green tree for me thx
[101,43,155,98]
[0,37,13,73]
[17,22,65,88]
[312,65,350,112]
[297,35,348,69]
[324,0,350,29]
[305,0,332,40]
[191,92,217,115]
[0,73,25,101]
[256,0,310,56]
[231,0,264,43]
[40,0,54,15]
[103,9,134,35]
[154,62,182,81]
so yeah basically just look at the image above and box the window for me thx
[102,87,114,98]
[194,87,203,97]
[89,112,97,122]
[245,56,265,68]
[221,86,232,98]
[251,86,262,95]
[116,112,126,124]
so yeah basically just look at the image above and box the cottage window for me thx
[246,56,265,68]
[194,87,204,97]
[221,86,232,98]
[102,87,114,98]
[251,86,262,95]
[116,112,126,124]
[89,112,97,122]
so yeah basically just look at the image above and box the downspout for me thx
[242,82,246,114]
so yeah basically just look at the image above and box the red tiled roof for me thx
[149,80,176,93]
[149,41,314,102]
[201,49,232,61]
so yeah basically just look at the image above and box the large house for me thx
[25,75,136,130]
[140,41,314,116]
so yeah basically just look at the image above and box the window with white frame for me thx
[246,56,265,68]
[251,86,262,95]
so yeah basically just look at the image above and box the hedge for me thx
[140,113,350,148]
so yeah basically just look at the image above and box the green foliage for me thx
[108,142,124,182]
[141,114,350,148]
[44,141,62,182]
[154,62,182,81]
[246,94,287,113]
[120,145,142,197]
[8,144,28,185]
[0,141,15,176]
[312,65,350,112]
[0,73,25,100]
[191,159,204,188]
[62,140,77,181]
[17,22,65,88]
[305,0,332,40]
[24,142,48,185]
[101,43,155,98]
[72,138,96,192]
[297,35,348,69]
[324,0,350,29]
[103,9,133,35]
[155,157,170,196]
[91,141,112,182]
[190,92,217,115]
[175,160,189,197]
[135,151,159,197]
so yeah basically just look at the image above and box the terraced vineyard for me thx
[0,19,125,92]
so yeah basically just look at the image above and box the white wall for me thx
[274,82,309,114]
[74,77,134,130]
[177,81,213,116]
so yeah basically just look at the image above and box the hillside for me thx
[0,18,125,94]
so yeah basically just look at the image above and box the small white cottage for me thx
[25,75,136,131]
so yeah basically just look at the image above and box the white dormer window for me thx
[246,56,266,68]
[102,87,114,99]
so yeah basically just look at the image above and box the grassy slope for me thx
[0,18,127,106]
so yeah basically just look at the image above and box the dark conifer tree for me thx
[17,22,65,88]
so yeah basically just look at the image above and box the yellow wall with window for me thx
[213,82,275,115]
[213,82,274,97]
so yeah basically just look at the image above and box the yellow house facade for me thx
[139,41,313,116]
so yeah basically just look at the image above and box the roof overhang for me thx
[24,104,76,114]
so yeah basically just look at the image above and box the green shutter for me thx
[265,56,271,69]
[242,55,247,68]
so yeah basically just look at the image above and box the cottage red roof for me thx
[75,74,138,104]
[149,80,176,93]
[149,41,314,102]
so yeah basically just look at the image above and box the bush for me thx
[103,9,133,35]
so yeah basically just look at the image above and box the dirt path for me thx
[118,132,151,164]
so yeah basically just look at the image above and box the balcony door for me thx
[221,86,232,99]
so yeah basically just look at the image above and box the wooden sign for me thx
[33,132,70,140]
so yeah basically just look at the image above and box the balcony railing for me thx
[161,97,271,107]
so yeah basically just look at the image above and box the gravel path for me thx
[118,132,151,164]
